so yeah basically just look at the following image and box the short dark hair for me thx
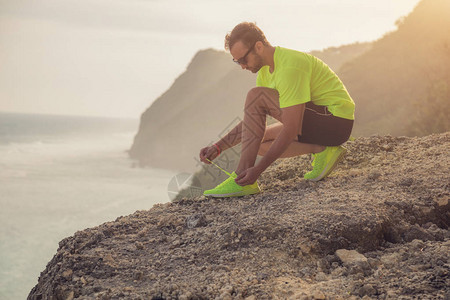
[224,22,269,51]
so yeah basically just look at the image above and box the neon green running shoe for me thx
[203,172,260,197]
[304,146,347,181]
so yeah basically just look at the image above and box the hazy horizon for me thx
[1,0,421,118]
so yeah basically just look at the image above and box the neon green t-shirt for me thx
[256,46,355,120]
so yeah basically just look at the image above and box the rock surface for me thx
[29,133,449,299]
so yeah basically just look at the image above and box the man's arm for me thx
[199,121,243,164]
[215,121,243,152]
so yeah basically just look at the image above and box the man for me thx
[199,22,354,197]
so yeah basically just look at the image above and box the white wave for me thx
[1,132,133,161]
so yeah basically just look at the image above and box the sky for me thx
[0,0,421,119]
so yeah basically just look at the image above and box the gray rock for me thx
[358,284,376,297]
[315,272,327,282]
[335,249,369,267]
[185,213,207,228]
[403,224,435,242]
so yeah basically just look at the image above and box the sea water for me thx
[0,112,178,299]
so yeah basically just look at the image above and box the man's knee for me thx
[245,87,278,108]
[245,87,282,119]
[246,87,277,101]
[246,87,264,100]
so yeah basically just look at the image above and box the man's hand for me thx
[235,166,263,186]
[199,145,219,164]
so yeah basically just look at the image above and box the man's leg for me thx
[235,87,324,174]
[258,123,325,158]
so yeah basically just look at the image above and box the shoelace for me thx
[205,158,238,190]
[205,158,233,177]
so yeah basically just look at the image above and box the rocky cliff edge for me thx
[29,133,449,299]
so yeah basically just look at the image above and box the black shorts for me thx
[297,102,354,146]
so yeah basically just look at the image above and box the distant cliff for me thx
[340,0,450,136]
[29,132,450,299]
[310,42,372,72]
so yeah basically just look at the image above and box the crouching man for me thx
[199,22,355,197]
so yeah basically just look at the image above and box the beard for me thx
[249,53,264,73]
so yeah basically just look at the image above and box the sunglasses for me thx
[232,42,256,65]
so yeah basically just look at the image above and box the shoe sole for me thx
[308,147,347,182]
[204,188,260,198]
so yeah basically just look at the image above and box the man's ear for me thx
[255,41,264,53]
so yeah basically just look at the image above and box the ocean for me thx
[0,112,178,299]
